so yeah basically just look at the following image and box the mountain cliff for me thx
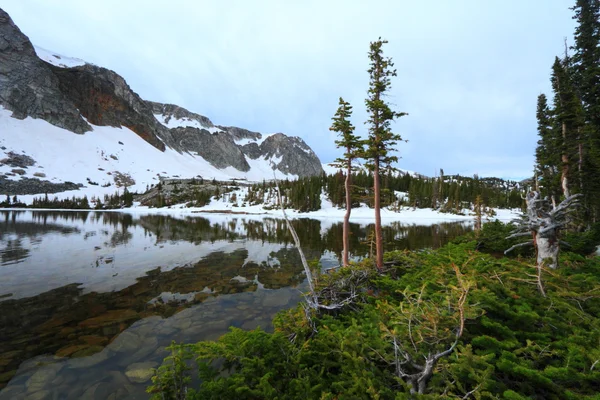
[0,8,323,199]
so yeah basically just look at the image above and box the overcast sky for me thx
[2,1,577,180]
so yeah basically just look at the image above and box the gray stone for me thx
[0,385,25,400]
[261,289,292,308]
[105,331,142,354]
[22,390,49,400]
[106,386,131,400]
[124,361,158,383]
[67,349,112,369]
[117,336,159,367]
[0,152,35,168]
[0,177,81,195]
[80,382,111,400]
[25,363,62,393]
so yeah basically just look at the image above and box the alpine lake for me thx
[0,210,473,399]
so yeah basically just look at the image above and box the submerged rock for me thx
[124,361,158,383]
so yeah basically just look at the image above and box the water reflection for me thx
[0,210,472,397]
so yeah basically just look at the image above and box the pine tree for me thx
[330,97,361,266]
[534,94,561,204]
[571,0,600,221]
[550,56,584,199]
[363,38,408,270]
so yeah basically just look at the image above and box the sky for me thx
[1,1,577,180]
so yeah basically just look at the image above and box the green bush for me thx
[149,242,600,399]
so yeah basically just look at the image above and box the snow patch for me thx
[235,132,276,146]
[34,46,86,68]
[153,113,221,133]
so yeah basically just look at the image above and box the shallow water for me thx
[0,210,472,399]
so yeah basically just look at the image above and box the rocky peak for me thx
[49,64,177,152]
[0,7,324,182]
[0,8,90,133]
[259,133,323,177]
[148,101,214,129]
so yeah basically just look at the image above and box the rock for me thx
[117,336,158,366]
[0,177,81,196]
[0,369,16,384]
[124,361,158,383]
[0,9,91,133]
[55,344,90,358]
[25,363,62,392]
[128,316,162,337]
[22,390,49,400]
[0,152,35,168]
[79,335,109,346]
[0,385,25,400]
[80,382,111,400]
[67,349,112,369]
[258,133,323,178]
[106,387,131,400]
[71,345,103,358]
[148,101,214,129]
[105,331,142,353]
[50,64,174,152]
[78,309,139,329]
[170,126,251,171]
[261,289,292,308]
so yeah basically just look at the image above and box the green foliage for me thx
[363,38,407,172]
[331,97,361,170]
[150,240,600,398]
[452,219,533,256]
[563,222,600,255]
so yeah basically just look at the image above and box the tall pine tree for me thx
[571,0,600,221]
[550,56,584,199]
[363,38,408,271]
[330,97,361,267]
[534,93,561,204]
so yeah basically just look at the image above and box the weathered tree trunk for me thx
[524,191,559,269]
[342,155,352,267]
[374,157,383,271]
[535,233,559,269]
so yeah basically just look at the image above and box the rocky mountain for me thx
[0,8,322,199]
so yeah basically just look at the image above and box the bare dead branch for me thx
[504,240,534,254]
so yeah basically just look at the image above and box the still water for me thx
[0,210,472,399]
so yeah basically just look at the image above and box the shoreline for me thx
[0,204,521,226]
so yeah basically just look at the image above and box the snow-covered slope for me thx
[0,106,299,202]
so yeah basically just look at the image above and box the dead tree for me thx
[505,191,581,270]
[379,263,476,395]
[272,171,363,313]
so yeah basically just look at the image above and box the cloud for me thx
[1,0,576,179]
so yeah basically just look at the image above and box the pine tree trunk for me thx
[374,157,383,271]
[578,141,583,191]
[561,122,571,198]
[343,157,352,267]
